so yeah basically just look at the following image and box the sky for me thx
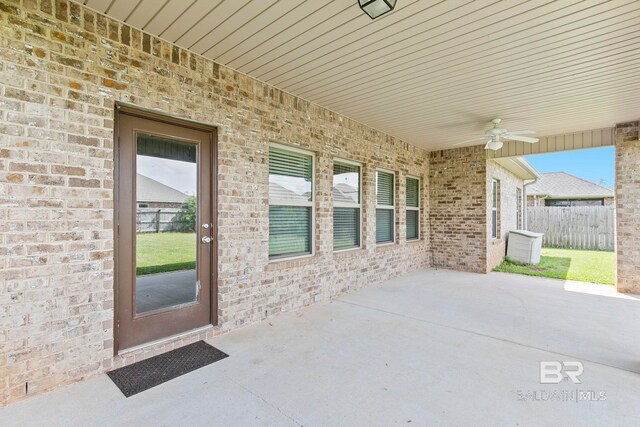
[525,146,615,189]
[137,155,196,195]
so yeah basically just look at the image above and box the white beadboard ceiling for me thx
[79,0,640,151]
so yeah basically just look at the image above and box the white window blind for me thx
[269,145,314,259]
[516,187,523,229]
[492,179,499,239]
[406,176,420,240]
[376,170,395,244]
[333,161,361,251]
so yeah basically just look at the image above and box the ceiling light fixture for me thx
[358,0,397,19]
[486,139,504,151]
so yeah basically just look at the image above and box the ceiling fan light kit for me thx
[358,0,397,19]
[486,140,504,151]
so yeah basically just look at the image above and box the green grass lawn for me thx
[136,232,196,275]
[494,247,615,285]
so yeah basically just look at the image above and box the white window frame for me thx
[516,187,523,229]
[333,158,362,252]
[406,175,420,241]
[376,168,396,245]
[491,179,499,239]
[268,142,315,261]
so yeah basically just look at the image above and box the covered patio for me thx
[2,270,638,426]
[2,0,640,417]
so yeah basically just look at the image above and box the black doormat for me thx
[107,341,228,397]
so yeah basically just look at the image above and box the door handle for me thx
[201,236,212,244]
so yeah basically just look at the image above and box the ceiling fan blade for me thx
[503,135,539,143]
[507,130,536,135]
[452,137,486,146]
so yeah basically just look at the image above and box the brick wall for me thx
[486,160,523,271]
[615,120,640,294]
[429,146,487,273]
[0,0,432,404]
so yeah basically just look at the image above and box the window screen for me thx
[376,170,395,244]
[333,161,361,250]
[269,146,313,259]
[406,177,420,240]
[491,179,499,239]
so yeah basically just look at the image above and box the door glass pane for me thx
[135,133,198,314]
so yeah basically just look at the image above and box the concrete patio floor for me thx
[1,269,639,426]
[136,269,197,313]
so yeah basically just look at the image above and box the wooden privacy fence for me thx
[526,206,615,251]
[136,208,187,233]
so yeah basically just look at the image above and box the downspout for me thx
[522,178,539,230]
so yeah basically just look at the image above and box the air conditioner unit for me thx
[507,230,544,264]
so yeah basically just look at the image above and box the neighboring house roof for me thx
[269,182,358,203]
[137,174,189,204]
[333,183,359,204]
[527,172,614,199]
[269,182,309,201]
[492,157,539,180]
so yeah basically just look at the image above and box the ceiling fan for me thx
[455,118,539,150]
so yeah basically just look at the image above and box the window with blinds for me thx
[406,176,420,240]
[268,145,314,259]
[491,179,499,239]
[376,170,395,244]
[333,161,361,251]
[516,187,523,229]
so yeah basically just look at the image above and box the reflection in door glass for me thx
[135,134,198,314]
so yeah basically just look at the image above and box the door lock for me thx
[201,236,212,244]
[202,223,210,229]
